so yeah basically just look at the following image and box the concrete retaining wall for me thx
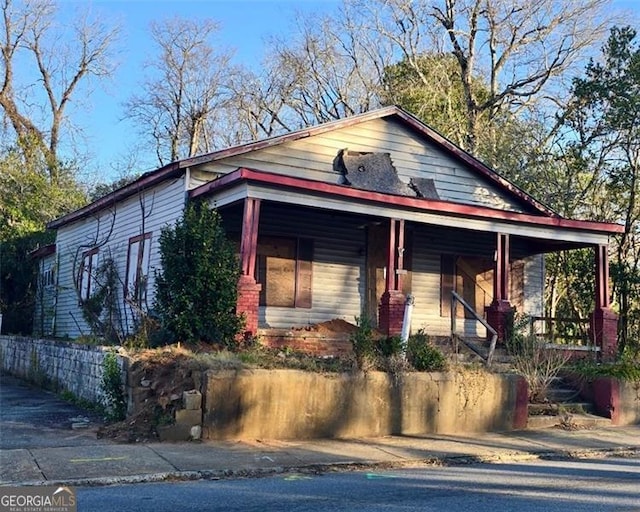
[0,335,126,405]
[202,369,527,440]
[579,376,640,425]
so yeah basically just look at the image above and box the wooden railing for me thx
[528,316,592,347]
[451,290,498,367]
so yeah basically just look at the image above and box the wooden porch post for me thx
[486,233,513,342]
[237,197,262,338]
[379,219,406,336]
[591,244,618,360]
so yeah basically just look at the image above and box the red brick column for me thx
[486,299,513,343]
[237,275,262,337]
[590,307,618,361]
[378,290,406,336]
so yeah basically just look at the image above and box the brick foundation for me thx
[590,307,618,361]
[378,291,406,337]
[236,275,262,337]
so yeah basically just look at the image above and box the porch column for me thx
[237,197,262,338]
[379,218,406,336]
[486,233,512,342]
[590,244,618,360]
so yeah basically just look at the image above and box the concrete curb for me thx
[10,446,640,488]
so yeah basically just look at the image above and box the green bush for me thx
[378,335,403,357]
[350,314,376,370]
[407,330,447,372]
[101,351,126,422]
[154,202,244,347]
[570,360,640,382]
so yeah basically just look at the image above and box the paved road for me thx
[77,457,640,512]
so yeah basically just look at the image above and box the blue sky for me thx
[53,0,341,183]
[47,0,639,184]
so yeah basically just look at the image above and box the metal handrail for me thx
[451,290,498,367]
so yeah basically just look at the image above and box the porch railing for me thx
[451,290,498,367]
[528,316,595,348]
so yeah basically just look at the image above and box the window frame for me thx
[125,232,152,304]
[79,247,99,301]
[257,235,313,309]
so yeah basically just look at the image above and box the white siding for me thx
[523,254,544,317]
[409,225,544,338]
[54,177,186,338]
[213,202,366,329]
[256,206,366,329]
[196,117,525,212]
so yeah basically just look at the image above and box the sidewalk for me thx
[1,374,639,487]
[2,425,639,487]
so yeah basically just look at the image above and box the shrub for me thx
[154,202,244,347]
[101,351,126,422]
[377,335,403,357]
[407,330,447,372]
[570,360,640,382]
[350,314,376,371]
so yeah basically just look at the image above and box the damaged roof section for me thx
[334,149,415,197]
[409,177,440,199]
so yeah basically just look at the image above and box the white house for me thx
[36,106,622,357]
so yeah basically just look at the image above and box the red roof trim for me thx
[190,168,624,235]
[29,244,56,259]
[183,106,554,216]
[47,106,557,230]
[47,163,183,229]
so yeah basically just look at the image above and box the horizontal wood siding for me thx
[259,206,364,329]
[54,177,186,338]
[523,254,544,317]
[214,202,366,329]
[196,117,525,212]
[410,225,544,338]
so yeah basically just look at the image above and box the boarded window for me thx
[79,248,99,300]
[126,233,152,304]
[257,236,313,308]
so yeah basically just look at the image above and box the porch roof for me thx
[190,168,623,247]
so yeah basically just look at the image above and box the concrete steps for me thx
[527,412,612,430]
[526,375,611,430]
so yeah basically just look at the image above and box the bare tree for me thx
[357,0,614,153]
[125,17,236,165]
[0,0,119,178]
[249,7,392,133]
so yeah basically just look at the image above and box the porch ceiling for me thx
[190,167,623,247]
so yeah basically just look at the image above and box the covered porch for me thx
[191,167,623,360]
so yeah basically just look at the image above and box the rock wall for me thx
[0,335,126,405]
[202,368,527,440]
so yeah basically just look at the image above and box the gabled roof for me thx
[49,105,564,229]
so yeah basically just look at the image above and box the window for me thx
[257,236,312,308]
[79,248,99,300]
[126,233,152,303]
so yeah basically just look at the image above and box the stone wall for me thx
[0,335,126,405]
[202,368,527,440]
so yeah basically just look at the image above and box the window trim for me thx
[125,232,152,303]
[79,247,99,301]
[257,235,313,309]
